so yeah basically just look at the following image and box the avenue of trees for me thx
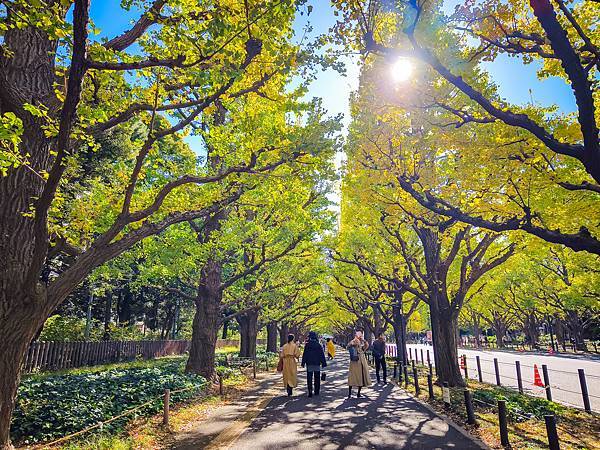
[0,0,599,448]
[329,0,599,387]
[0,1,338,447]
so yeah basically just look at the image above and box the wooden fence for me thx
[216,338,267,348]
[23,340,190,373]
[23,338,271,373]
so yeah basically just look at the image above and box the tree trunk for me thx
[432,309,463,386]
[103,293,112,339]
[185,259,222,379]
[473,315,482,348]
[392,302,407,365]
[266,321,278,353]
[118,286,133,325]
[493,319,506,348]
[279,323,289,346]
[0,301,49,450]
[221,320,229,339]
[554,317,566,349]
[237,309,259,358]
[565,310,587,351]
[523,313,539,348]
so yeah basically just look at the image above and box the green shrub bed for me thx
[12,359,206,444]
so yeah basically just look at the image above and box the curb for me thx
[390,379,491,450]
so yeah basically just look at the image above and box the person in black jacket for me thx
[301,331,327,397]
[372,333,387,384]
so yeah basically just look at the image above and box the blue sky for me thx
[88,0,576,165]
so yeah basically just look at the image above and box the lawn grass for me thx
[397,364,600,450]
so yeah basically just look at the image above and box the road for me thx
[229,356,484,449]
[402,343,600,412]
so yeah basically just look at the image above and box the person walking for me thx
[347,330,371,398]
[301,331,327,397]
[280,334,300,396]
[372,333,387,384]
[326,337,336,360]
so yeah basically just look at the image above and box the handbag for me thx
[276,356,283,372]
[348,345,359,362]
[321,372,326,381]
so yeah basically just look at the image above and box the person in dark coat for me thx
[372,333,387,384]
[301,331,327,397]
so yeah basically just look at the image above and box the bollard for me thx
[253,358,257,379]
[464,389,476,425]
[409,347,413,361]
[578,369,591,413]
[403,365,409,388]
[393,362,398,380]
[544,415,560,450]
[498,400,509,447]
[163,388,170,426]
[266,357,269,371]
[219,374,223,396]
[411,359,416,371]
[462,355,468,381]
[427,374,434,400]
[413,366,420,395]
[494,358,501,386]
[476,355,483,382]
[542,364,552,401]
[442,382,451,408]
[421,348,424,366]
[515,361,523,394]
[427,349,431,365]
[428,363,433,376]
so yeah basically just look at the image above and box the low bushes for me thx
[12,359,206,444]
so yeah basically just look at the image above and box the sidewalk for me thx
[171,371,281,450]
[223,357,485,449]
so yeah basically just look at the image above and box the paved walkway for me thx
[220,356,484,449]
[172,372,281,450]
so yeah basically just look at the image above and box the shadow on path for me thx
[231,354,484,449]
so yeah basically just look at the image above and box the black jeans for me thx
[375,355,387,382]
[307,371,321,394]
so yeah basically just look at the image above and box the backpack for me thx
[348,345,359,362]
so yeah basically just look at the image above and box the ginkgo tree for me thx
[335,51,516,385]
[332,0,600,255]
[0,0,327,447]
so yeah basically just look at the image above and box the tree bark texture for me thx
[237,309,258,358]
[266,321,278,353]
[418,227,464,386]
[279,323,290,347]
[185,258,222,379]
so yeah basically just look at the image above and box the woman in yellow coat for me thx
[326,338,335,360]
[347,330,371,398]
[280,334,300,396]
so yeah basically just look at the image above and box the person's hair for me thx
[308,331,318,341]
[326,337,331,342]
[378,333,384,338]
[287,334,295,343]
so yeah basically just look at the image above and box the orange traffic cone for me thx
[533,364,544,387]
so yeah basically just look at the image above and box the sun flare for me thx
[391,58,413,82]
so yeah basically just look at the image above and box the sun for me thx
[390,58,414,83]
